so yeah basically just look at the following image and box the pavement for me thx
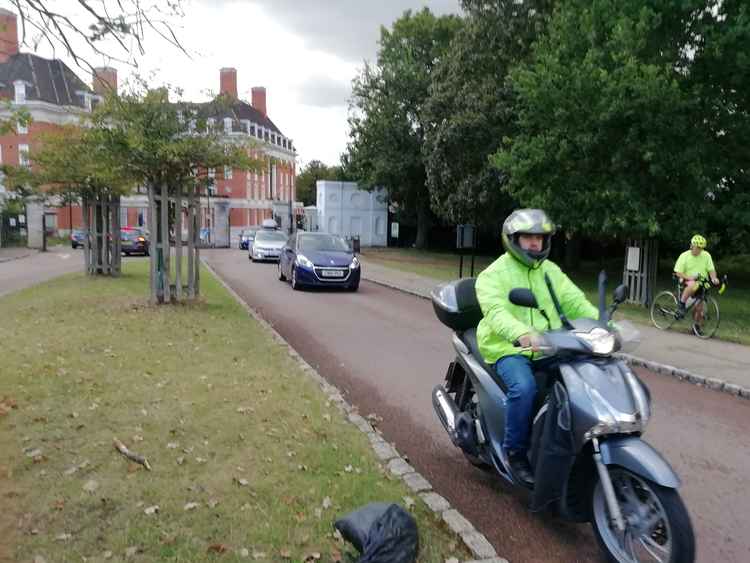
[359,256,750,391]
[0,246,35,263]
[0,245,81,298]
[204,249,750,563]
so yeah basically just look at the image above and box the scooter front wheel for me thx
[591,468,695,563]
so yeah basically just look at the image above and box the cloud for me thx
[244,0,461,63]
[295,74,352,108]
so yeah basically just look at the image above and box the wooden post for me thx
[175,183,183,301]
[112,196,121,276]
[104,194,111,276]
[160,182,170,303]
[148,183,159,304]
[82,196,91,275]
[194,191,200,298]
[187,184,195,299]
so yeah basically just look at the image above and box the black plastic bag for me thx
[334,502,419,563]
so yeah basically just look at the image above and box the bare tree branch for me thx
[6,1,188,72]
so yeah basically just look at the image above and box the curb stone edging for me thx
[202,260,504,563]
[0,250,34,263]
[363,273,750,403]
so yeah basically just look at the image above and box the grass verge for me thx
[361,247,750,346]
[0,261,469,562]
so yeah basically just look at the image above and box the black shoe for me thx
[507,450,535,486]
[676,301,686,319]
[693,323,704,337]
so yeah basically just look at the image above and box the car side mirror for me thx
[613,284,628,305]
[509,288,539,309]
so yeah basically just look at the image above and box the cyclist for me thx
[674,234,720,334]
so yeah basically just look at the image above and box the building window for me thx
[224,166,232,180]
[17,121,27,135]
[19,144,30,168]
[224,117,232,134]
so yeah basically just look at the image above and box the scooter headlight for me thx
[577,327,617,356]
[584,384,644,441]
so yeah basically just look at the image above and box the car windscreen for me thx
[298,234,350,253]
[121,230,144,239]
[255,231,288,243]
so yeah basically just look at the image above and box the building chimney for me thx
[92,66,118,96]
[220,67,237,99]
[251,86,267,116]
[0,8,19,64]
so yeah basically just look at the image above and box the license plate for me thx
[321,269,344,278]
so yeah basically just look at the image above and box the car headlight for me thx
[296,254,314,268]
[350,256,360,269]
[576,327,617,355]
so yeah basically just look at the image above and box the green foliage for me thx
[493,0,716,238]
[345,8,462,247]
[295,160,347,206]
[424,0,554,225]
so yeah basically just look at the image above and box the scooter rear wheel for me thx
[591,467,695,563]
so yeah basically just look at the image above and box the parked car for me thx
[249,230,288,262]
[239,228,258,250]
[278,232,360,292]
[120,227,149,256]
[70,228,87,249]
[199,227,212,247]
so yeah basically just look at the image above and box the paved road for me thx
[0,246,82,298]
[205,249,750,563]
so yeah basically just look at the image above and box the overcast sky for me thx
[26,0,461,170]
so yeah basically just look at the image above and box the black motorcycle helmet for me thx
[501,209,556,269]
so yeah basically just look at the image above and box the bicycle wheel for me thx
[651,291,680,330]
[693,296,720,339]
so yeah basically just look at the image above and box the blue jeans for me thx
[495,354,549,453]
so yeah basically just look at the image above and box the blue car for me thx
[278,232,361,292]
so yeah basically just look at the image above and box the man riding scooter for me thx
[474,209,598,485]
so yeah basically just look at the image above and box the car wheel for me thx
[348,281,359,292]
[278,261,287,281]
[291,266,301,290]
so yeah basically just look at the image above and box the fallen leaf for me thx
[279,548,292,558]
[83,480,99,493]
[208,498,220,508]
[144,505,159,515]
[304,553,321,562]
[55,533,72,542]
[238,547,249,558]
[344,465,353,473]
[196,457,207,464]
[183,502,199,511]
[103,551,113,560]
[322,496,332,509]
[252,552,267,560]
[207,544,227,554]
[132,435,144,442]
[166,442,179,449]
[25,448,43,458]
[125,546,138,557]
[403,496,416,509]
[33,556,46,563]
[52,499,65,511]
[176,456,185,465]
[235,477,249,487]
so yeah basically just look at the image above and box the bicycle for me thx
[650,274,727,339]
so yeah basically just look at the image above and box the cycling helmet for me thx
[690,234,707,249]
[501,209,556,269]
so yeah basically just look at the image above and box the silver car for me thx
[249,230,288,262]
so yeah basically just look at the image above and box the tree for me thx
[423,0,554,227]
[345,8,462,248]
[295,160,347,206]
[92,83,262,303]
[7,1,187,71]
[493,0,715,242]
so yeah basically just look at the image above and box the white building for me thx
[315,181,387,247]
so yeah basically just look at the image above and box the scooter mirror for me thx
[613,284,628,304]
[509,288,539,309]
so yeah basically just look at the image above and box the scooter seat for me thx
[461,328,551,396]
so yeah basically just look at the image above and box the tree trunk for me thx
[564,233,581,271]
[414,197,431,250]
[112,196,121,276]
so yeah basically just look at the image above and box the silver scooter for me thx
[431,272,695,563]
